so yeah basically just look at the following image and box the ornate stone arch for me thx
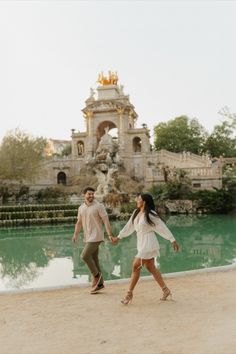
[97,121,117,138]
[96,120,117,147]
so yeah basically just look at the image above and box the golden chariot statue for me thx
[97,71,118,86]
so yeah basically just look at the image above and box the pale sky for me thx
[0,0,236,142]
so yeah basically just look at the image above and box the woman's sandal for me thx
[160,286,172,301]
[121,290,133,305]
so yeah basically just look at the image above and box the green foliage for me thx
[223,164,236,178]
[0,129,46,181]
[120,201,136,214]
[222,169,236,208]
[18,185,29,197]
[0,185,10,202]
[36,186,65,200]
[149,181,192,201]
[61,144,72,156]
[191,189,233,213]
[154,113,236,158]
[149,168,192,201]
[0,183,29,203]
[149,166,234,213]
[204,120,236,157]
[154,116,207,154]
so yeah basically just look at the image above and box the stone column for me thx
[86,110,93,136]
[86,110,94,156]
[117,107,124,133]
[71,129,77,157]
[117,107,125,154]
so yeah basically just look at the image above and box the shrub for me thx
[120,201,136,214]
[190,188,233,213]
[36,187,65,200]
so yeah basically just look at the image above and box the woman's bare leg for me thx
[121,258,142,304]
[144,258,166,289]
[144,258,172,300]
[128,257,142,291]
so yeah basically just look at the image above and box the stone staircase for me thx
[0,204,79,227]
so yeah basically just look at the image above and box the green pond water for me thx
[0,215,235,291]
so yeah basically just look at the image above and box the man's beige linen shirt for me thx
[77,200,108,242]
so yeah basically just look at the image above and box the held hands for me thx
[171,240,180,252]
[109,236,119,245]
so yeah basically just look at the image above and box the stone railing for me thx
[154,149,211,166]
[40,156,77,167]
[145,166,221,182]
[185,167,216,177]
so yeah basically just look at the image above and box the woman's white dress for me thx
[118,211,175,259]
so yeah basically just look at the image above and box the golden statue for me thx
[97,71,118,85]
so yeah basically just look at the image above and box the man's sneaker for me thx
[90,283,105,294]
[91,272,102,291]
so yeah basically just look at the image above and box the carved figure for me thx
[94,167,119,195]
[77,142,84,155]
[88,88,95,100]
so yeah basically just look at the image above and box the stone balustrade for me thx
[186,167,214,177]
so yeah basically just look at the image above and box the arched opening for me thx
[97,121,117,144]
[77,140,84,156]
[96,121,118,153]
[108,127,118,144]
[133,137,142,153]
[57,172,67,185]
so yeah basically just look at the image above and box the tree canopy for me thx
[154,116,207,154]
[204,121,236,157]
[0,129,46,182]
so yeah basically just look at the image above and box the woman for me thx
[111,193,179,305]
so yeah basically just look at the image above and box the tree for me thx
[154,116,207,154]
[203,120,236,157]
[61,144,72,156]
[218,106,236,128]
[0,129,46,182]
[149,168,192,201]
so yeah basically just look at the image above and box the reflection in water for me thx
[0,215,236,291]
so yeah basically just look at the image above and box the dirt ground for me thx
[0,269,236,354]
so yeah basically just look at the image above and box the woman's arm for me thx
[117,212,136,239]
[150,214,179,251]
[151,214,175,242]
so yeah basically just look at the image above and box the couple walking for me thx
[72,187,179,304]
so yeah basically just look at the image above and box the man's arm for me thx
[72,219,82,243]
[102,214,113,240]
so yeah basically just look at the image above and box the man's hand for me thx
[171,240,179,252]
[108,235,113,243]
[110,236,119,245]
[72,234,78,244]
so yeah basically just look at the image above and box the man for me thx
[72,187,113,294]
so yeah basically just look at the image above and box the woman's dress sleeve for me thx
[118,212,136,239]
[150,214,175,242]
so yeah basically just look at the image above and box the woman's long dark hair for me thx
[132,193,158,226]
